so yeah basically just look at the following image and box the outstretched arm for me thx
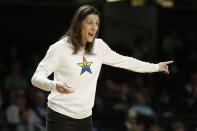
[100,40,157,73]
[100,39,173,73]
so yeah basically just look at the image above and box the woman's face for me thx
[81,14,99,45]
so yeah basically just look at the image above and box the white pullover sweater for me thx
[31,37,159,119]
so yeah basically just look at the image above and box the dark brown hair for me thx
[60,5,101,54]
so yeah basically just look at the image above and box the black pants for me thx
[46,107,93,131]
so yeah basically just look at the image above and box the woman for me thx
[31,5,173,131]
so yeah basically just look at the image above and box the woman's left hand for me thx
[158,61,174,74]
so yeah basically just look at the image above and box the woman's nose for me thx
[92,24,97,31]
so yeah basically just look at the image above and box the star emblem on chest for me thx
[77,56,93,75]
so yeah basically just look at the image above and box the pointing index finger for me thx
[164,61,174,65]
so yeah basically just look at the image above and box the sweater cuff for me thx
[155,64,159,72]
[50,80,58,92]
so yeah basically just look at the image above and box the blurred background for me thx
[0,0,197,131]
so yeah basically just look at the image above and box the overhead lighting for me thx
[155,0,174,8]
[130,0,145,7]
[105,0,125,3]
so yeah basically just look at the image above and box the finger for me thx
[64,86,74,92]
[57,86,74,94]
[166,70,169,74]
[62,83,74,92]
[61,89,74,94]
[164,68,169,74]
[164,61,174,65]
[63,83,72,88]
[164,66,168,69]
[57,87,67,93]
[65,88,75,93]
[64,90,73,94]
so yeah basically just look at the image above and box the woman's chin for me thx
[87,39,94,43]
[87,37,96,43]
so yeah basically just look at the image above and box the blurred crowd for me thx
[0,28,197,131]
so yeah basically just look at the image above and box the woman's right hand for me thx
[56,83,74,94]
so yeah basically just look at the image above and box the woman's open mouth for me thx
[88,33,94,37]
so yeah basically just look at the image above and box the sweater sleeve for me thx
[31,45,60,91]
[100,39,159,73]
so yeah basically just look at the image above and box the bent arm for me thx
[31,45,59,91]
[31,66,57,91]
